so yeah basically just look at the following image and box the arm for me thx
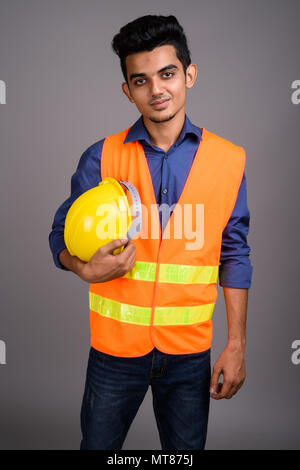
[58,248,87,276]
[49,138,136,282]
[210,170,253,399]
[218,171,253,289]
[48,139,105,270]
[210,287,248,399]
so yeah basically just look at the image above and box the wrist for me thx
[73,257,88,279]
[226,337,246,352]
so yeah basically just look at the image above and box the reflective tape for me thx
[123,261,157,282]
[123,261,218,284]
[154,303,215,325]
[89,291,151,326]
[158,264,218,284]
[89,292,215,326]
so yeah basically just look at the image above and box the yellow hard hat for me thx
[64,177,141,262]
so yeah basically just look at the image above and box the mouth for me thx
[150,98,170,109]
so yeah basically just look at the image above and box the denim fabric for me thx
[80,346,211,450]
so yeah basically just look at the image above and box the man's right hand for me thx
[58,238,136,283]
[79,238,136,283]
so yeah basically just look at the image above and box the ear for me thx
[122,82,135,103]
[185,63,197,89]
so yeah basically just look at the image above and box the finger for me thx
[123,250,137,273]
[102,238,129,255]
[218,378,233,399]
[210,382,223,400]
[225,385,239,399]
[210,367,222,396]
[237,379,245,391]
[232,379,245,396]
[116,240,136,261]
[215,376,245,399]
[113,245,136,276]
[124,240,136,253]
[222,383,237,399]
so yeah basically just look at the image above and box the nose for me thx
[150,77,163,96]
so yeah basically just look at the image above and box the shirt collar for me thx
[123,113,202,146]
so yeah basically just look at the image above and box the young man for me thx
[49,15,253,450]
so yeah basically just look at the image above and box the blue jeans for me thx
[80,346,211,450]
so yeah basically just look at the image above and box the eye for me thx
[134,78,146,86]
[162,71,174,78]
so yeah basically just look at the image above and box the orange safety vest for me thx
[89,126,246,357]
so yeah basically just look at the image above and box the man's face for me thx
[122,45,196,123]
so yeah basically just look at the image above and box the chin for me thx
[149,111,176,123]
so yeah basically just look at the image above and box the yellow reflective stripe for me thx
[158,264,218,284]
[89,291,151,326]
[124,261,219,284]
[89,292,215,326]
[154,303,215,325]
[123,261,156,281]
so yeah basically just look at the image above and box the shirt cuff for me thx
[219,259,253,289]
[50,235,69,271]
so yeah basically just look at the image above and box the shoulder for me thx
[81,137,106,157]
[204,128,246,163]
[78,126,132,166]
[205,128,244,150]
[103,127,131,145]
[76,138,106,168]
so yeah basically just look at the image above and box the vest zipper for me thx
[150,236,163,335]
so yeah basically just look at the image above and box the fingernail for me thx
[121,238,128,243]
[210,387,215,394]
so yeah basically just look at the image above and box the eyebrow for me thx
[129,64,179,82]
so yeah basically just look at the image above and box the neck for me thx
[142,107,186,153]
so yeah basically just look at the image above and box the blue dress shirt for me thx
[49,114,253,288]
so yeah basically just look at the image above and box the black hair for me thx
[111,15,192,84]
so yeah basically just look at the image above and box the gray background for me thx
[0,0,299,450]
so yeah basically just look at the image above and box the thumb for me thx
[102,237,128,254]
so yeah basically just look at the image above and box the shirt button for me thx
[162,188,168,194]
[164,154,168,159]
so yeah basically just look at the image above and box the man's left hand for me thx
[209,343,246,400]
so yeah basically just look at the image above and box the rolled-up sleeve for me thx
[48,139,104,270]
[219,171,253,288]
